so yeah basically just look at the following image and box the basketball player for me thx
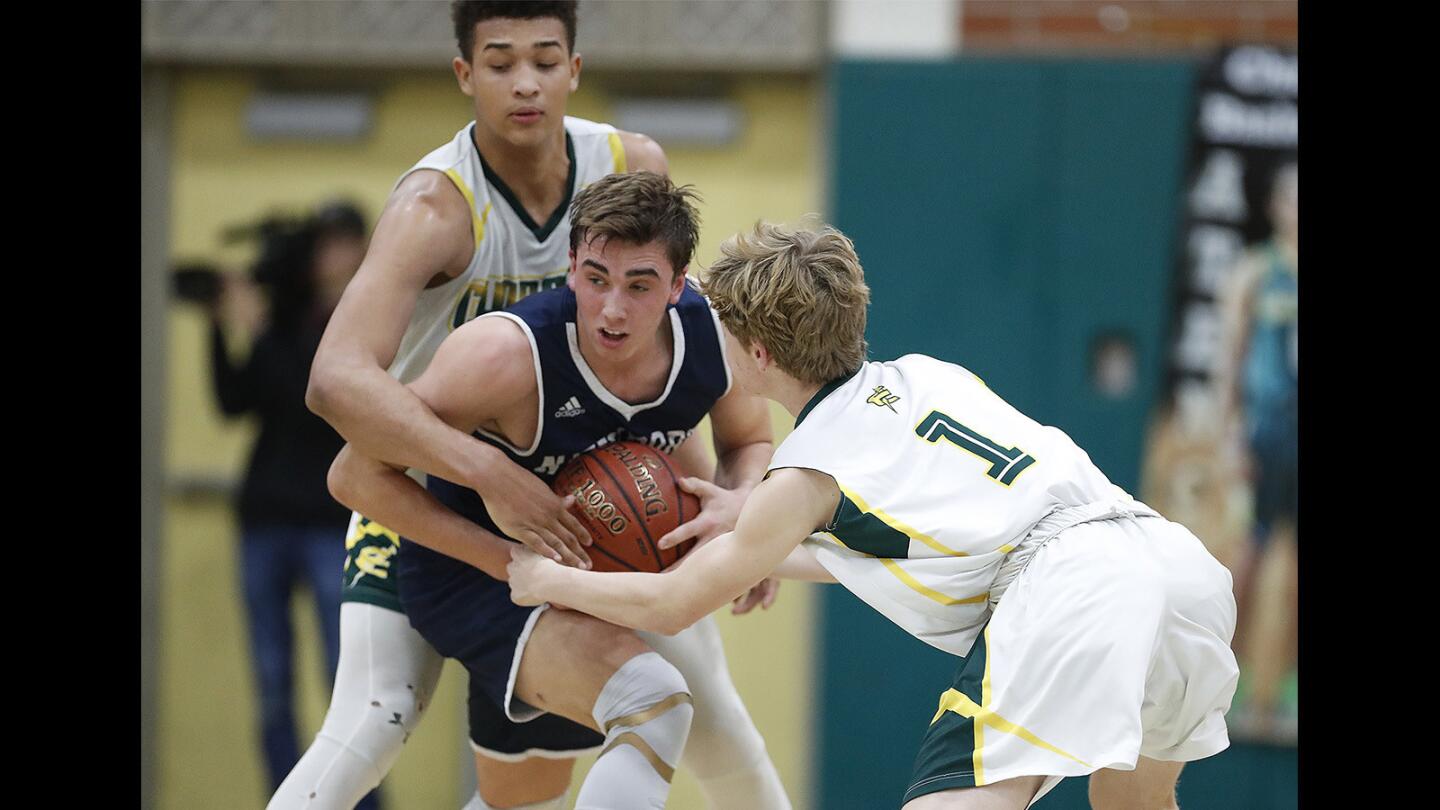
[325,171,779,810]
[508,222,1241,810]
[272,4,788,809]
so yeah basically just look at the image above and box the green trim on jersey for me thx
[475,126,577,243]
[795,368,861,428]
[904,625,991,803]
[827,493,911,558]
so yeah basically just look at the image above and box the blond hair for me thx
[701,221,869,384]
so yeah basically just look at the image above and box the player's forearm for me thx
[713,440,774,493]
[308,359,506,488]
[328,445,513,579]
[547,530,781,633]
[541,565,724,636]
[540,567,677,634]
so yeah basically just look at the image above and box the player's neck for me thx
[769,375,823,420]
[580,316,676,404]
[472,125,571,216]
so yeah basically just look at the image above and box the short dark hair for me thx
[569,172,701,277]
[451,1,578,61]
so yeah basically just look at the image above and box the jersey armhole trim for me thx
[443,168,490,251]
[709,305,733,397]
[608,131,627,173]
[762,464,841,530]
[473,312,546,456]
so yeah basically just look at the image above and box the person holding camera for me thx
[196,202,376,806]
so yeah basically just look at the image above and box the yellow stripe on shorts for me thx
[931,679,1091,778]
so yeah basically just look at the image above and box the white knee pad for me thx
[591,651,694,784]
[268,603,444,810]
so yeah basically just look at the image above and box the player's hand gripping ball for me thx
[551,441,700,573]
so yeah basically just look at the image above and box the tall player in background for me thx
[509,222,1240,810]
[1215,162,1298,739]
[271,3,787,809]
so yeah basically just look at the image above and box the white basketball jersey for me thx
[768,354,1153,655]
[385,116,627,384]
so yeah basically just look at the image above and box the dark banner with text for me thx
[1142,45,1297,745]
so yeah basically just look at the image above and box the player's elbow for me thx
[305,361,341,420]
[327,445,359,511]
[651,599,705,636]
[650,613,689,637]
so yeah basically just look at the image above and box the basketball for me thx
[551,441,701,573]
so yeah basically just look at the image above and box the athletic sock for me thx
[694,752,792,810]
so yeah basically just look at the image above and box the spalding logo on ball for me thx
[551,441,701,573]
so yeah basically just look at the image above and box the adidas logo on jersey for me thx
[555,396,586,418]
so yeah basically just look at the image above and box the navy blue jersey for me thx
[424,279,731,540]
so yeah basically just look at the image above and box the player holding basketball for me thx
[326,171,781,810]
[508,222,1241,810]
[272,3,788,809]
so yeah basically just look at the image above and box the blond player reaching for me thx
[508,222,1240,809]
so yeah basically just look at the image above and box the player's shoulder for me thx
[806,357,971,428]
[616,130,667,174]
[390,167,471,214]
[438,312,537,381]
[370,170,476,268]
[890,353,987,388]
[563,116,666,174]
[893,352,955,373]
[389,126,477,212]
[392,124,491,209]
[498,285,576,333]
[453,309,531,347]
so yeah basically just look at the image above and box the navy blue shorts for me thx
[397,540,604,757]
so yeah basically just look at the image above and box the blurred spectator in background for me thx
[196,201,374,801]
[1215,163,1298,739]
